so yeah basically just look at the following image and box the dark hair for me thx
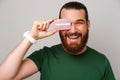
[59,1,89,21]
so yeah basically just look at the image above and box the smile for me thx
[65,32,82,40]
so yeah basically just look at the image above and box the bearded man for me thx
[0,1,115,80]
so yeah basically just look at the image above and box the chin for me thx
[59,29,89,55]
[64,43,85,55]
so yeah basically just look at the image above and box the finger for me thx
[36,21,46,30]
[42,21,48,31]
[33,21,41,30]
[45,21,50,30]
[46,29,59,37]
[48,18,57,24]
[45,18,57,30]
[34,21,41,27]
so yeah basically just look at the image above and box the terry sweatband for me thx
[23,31,37,43]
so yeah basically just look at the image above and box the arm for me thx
[0,18,58,80]
[0,38,33,80]
[13,59,38,80]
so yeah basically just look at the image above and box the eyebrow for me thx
[76,19,86,22]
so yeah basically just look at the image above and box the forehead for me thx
[60,9,86,21]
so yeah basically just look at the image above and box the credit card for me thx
[54,19,71,30]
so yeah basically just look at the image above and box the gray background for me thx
[0,0,120,80]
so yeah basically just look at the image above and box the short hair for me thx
[59,1,89,21]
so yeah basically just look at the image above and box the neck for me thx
[77,45,87,55]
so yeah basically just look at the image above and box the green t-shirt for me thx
[28,44,115,80]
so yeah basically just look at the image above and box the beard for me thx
[59,29,89,55]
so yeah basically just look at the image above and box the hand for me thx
[29,18,59,40]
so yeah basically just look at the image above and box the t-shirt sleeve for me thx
[27,49,45,71]
[103,57,116,80]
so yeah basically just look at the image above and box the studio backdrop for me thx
[0,0,120,80]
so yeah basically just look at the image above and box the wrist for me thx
[23,31,37,44]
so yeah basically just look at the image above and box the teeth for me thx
[69,35,78,39]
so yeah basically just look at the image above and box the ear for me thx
[87,20,90,30]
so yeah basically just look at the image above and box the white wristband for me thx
[23,31,37,43]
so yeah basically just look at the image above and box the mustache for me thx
[65,32,82,38]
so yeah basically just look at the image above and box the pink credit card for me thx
[54,19,71,30]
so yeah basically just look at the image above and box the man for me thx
[0,1,115,80]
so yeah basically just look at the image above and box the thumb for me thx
[46,29,59,37]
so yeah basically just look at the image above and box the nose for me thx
[69,23,77,33]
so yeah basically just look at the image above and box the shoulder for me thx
[86,46,111,67]
[31,44,62,57]
[27,44,61,57]
[42,44,62,53]
[87,46,106,57]
[32,44,61,53]
[87,46,109,63]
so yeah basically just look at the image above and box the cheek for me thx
[60,31,66,37]
[77,26,88,37]
[59,31,67,40]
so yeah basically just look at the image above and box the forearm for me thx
[0,38,32,79]
[0,18,58,80]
